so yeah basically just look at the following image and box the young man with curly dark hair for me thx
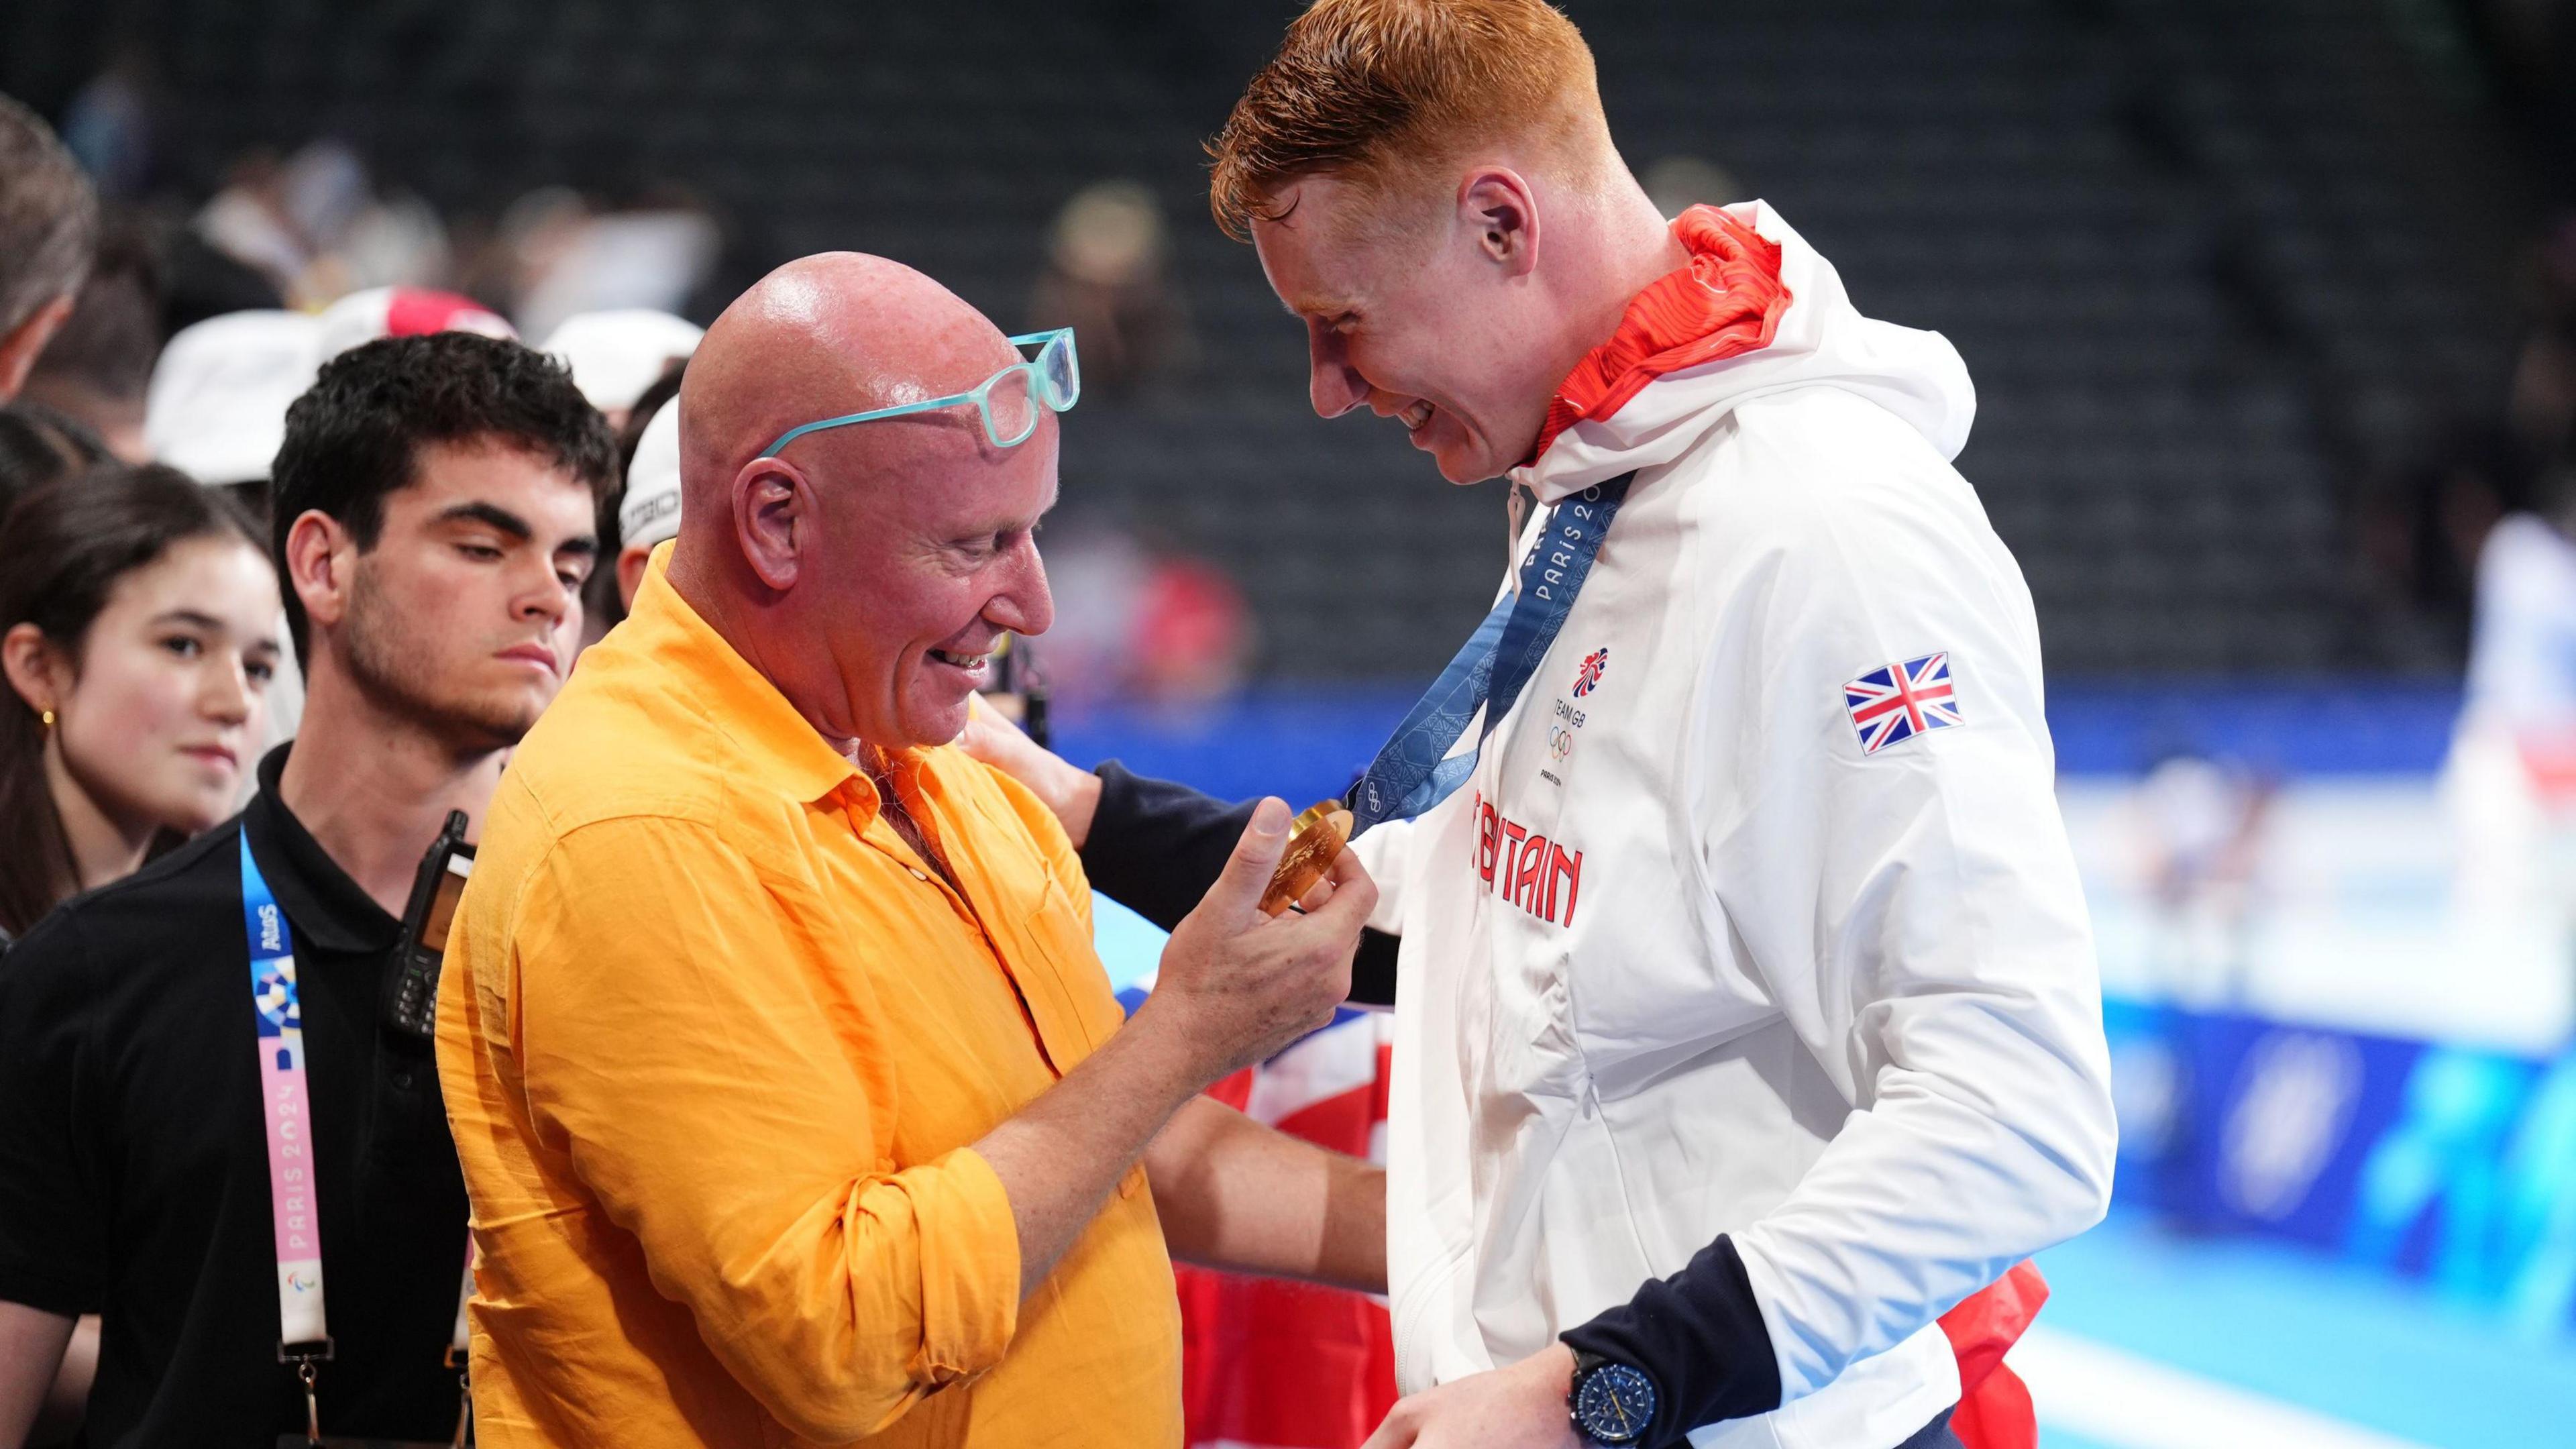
[0,331,614,1447]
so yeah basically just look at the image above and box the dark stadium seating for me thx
[0,0,2530,678]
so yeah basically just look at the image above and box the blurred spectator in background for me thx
[313,284,514,363]
[191,150,310,303]
[58,44,164,203]
[2512,217,2576,464]
[0,404,108,523]
[195,140,451,311]
[1028,180,1194,397]
[20,214,164,462]
[0,95,99,404]
[1130,547,1253,703]
[490,184,720,341]
[2123,750,2275,1008]
[144,309,321,505]
[541,307,702,433]
[1036,521,1253,707]
[2443,451,2576,987]
[583,358,688,642]
[149,287,513,511]
[158,224,288,337]
[0,465,278,944]
[1639,154,1743,221]
[612,395,682,614]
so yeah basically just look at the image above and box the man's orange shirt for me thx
[435,553,1179,1446]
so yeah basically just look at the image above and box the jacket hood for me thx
[1513,201,1976,504]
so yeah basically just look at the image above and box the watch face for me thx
[1572,1360,1656,1445]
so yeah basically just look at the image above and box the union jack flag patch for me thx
[1843,651,1963,755]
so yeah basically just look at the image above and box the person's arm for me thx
[955,700,1404,1002]
[955,696,1257,926]
[1647,489,2114,1434]
[0,1303,74,1449]
[0,914,106,1449]
[1143,1095,1385,1292]
[499,802,1373,1442]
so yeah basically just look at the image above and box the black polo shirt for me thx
[0,746,469,1447]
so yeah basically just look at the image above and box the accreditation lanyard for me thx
[240,833,475,1447]
[1346,471,1635,833]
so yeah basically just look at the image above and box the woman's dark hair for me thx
[0,463,266,939]
[0,400,108,522]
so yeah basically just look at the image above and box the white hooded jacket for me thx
[1354,203,2116,1449]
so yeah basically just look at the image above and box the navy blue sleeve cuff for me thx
[1559,1234,1782,1448]
[1081,761,1258,932]
[1079,762,1399,1005]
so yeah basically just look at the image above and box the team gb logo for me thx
[1572,647,1609,698]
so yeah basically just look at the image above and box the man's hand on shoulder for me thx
[1362,1343,1585,1449]
[955,695,1099,847]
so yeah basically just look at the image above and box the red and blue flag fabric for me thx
[1178,1008,1397,1449]
[1844,651,1963,755]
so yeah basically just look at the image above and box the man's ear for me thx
[282,510,359,643]
[0,294,76,403]
[616,544,654,612]
[732,458,813,593]
[1457,168,1540,279]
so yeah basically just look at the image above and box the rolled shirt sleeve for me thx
[508,817,1021,1442]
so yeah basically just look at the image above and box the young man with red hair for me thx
[1216,4,2114,1448]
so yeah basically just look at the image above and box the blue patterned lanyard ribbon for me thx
[1348,471,1635,833]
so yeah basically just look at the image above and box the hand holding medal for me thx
[1258,800,1355,916]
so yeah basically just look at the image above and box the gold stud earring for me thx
[39,708,54,729]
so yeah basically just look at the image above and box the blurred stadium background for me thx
[12,0,2576,1443]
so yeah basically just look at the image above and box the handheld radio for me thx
[383,809,473,1044]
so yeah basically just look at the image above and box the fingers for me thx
[1199,797,1293,921]
[953,694,1020,763]
[1301,847,1380,932]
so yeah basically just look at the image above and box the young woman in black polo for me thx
[0,462,282,1443]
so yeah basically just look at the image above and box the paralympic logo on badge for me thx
[253,963,299,1034]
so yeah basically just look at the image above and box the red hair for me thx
[1207,0,1608,241]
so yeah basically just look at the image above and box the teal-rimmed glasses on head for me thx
[761,328,1079,456]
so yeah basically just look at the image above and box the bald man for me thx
[436,254,1384,1448]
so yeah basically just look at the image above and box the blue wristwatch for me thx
[1566,1348,1658,1446]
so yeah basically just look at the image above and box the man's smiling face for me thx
[1253,172,1566,484]
[782,385,1059,753]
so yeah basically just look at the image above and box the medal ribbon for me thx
[1348,471,1634,833]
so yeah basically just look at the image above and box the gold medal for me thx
[1259,800,1354,916]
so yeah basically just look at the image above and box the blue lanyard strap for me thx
[241,833,332,1356]
[1348,471,1635,833]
